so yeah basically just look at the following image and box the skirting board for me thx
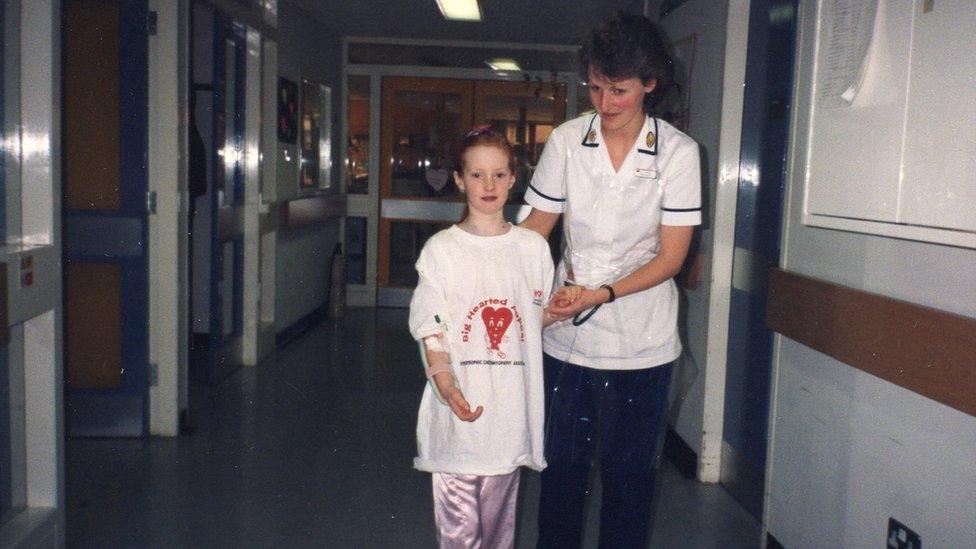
[275,304,327,349]
[720,440,763,520]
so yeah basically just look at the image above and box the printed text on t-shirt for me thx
[460,297,527,359]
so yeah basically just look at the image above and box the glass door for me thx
[378,78,473,303]
[472,80,566,205]
[377,77,566,305]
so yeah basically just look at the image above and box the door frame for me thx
[147,0,189,436]
[720,0,798,520]
[164,1,275,427]
[340,37,582,307]
[207,14,247,384]
[0,1,65,543]
[147,0,275,434]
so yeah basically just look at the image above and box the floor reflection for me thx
[67,308,758,548]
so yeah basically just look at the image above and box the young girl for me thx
[408,128,577,548]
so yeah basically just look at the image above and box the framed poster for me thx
[277,77,298,144]
[660,0,692,19]
[299,79,332,190]
[670,33,697,132]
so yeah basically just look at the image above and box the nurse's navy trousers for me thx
[536,353,673,549]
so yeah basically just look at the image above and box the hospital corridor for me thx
[65,309,758,547]
[1,0,974,548]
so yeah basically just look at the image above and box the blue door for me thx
[721,0,798,517]
[207,16,246,384]
[63,0,149,436]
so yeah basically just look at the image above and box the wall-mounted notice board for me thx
[800,0,976,249]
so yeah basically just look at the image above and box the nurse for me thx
[521,11,702,548]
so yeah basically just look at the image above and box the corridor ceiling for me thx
[289,0,647,46]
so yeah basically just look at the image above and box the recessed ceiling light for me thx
[436,0,482,21]
[486,58,521,71]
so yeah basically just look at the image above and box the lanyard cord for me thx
[569,284,615,326]
[572,304,601,326]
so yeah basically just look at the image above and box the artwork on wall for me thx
[277,77,298,144]
[299,79,332,190]
[660,0,693,19]
[670,33,697,132]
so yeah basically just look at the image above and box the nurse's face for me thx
[587,68,655,136]
[454,145,515,217]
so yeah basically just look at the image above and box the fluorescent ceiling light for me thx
[436,0,482,21]
[486,58,521,71]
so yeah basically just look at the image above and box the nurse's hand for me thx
[543,286,583,324]
[546,286,608,319]
[551,285,583,309]
[433,372,483,422]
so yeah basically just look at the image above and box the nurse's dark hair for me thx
[456,125,517,173]
[580,11,676,117]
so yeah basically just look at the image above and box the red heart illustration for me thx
[481,306,514,351]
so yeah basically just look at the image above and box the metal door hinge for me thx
[146,190,157,215]
[148,363,158,387]
[147,11,158,35]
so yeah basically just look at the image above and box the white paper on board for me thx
[820,0,880,106]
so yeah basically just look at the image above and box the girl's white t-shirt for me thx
[409,224,554,475]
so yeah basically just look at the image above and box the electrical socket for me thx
[887,518,921,549]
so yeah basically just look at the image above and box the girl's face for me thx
[454,145,515,217]
[587,67,655,135]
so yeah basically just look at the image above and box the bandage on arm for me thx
[419,334,458,405]
[423,335,452,378]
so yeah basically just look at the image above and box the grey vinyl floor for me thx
[66,308,759,548]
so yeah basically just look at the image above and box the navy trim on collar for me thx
[636,118,659,156]
[581,115,660,155]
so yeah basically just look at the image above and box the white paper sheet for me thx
[820,0,880,106]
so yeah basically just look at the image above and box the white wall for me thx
[653,0,729,459]
[765,3,976,546]
[769,185,976,549]
[273,2,342,332]
[274,223,341,330]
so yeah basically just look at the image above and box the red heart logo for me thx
[481,307,513,351]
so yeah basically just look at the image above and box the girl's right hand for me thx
[551,285,583,308]
[433,372,483,422]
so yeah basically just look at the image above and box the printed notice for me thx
[820,0,880,106]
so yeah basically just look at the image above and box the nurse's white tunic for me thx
[526,113,702,370]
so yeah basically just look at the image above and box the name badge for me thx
[636,168,658,179]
